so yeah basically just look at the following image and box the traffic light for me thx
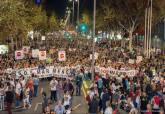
[78,23,88,33]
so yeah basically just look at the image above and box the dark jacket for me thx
[88,98,99,113]
[5,91,14,103]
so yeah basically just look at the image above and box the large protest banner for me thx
[6,66,137,79]
[8,66,70,79]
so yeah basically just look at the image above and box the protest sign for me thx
[90,52,98,60]
[136,56,143,63]
[15,50,24,60]
[58,51,66,61]
[32,49,39,58]
[128,59,134,64]
[39,50,46,60]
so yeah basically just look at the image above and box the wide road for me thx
[2,80,88,114]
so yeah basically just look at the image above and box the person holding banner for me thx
[33,75,39,97]
[15,80,22,108]
[50,77,58,102]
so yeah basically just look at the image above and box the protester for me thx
[5,86,14,114]
[88,95,99,114]
[54,100,65,114]
[33,75,39,97]
[75,71,83,96]
[50,77,58,102]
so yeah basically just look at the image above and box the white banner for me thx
[58,51,66,61]
[39,50,46,60]
[8,66,70,79]
[15,50,24,60]
[6,66,137,79]
[32,49,39,58]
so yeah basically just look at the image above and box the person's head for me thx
[146,104,151,111]
[58,100,62,106]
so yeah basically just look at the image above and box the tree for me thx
[98,0,148,50]
[48,13,59,32]
[98,0,165,50]
[0,0,60,45]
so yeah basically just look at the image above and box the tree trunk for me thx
[129,31,133,51]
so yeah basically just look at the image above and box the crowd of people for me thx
[0,37,164,114]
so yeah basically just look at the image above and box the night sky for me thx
[44,0,99,18]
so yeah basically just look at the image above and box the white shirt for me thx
[21,80,26,88]
[16,83,22,95]
[50,80,58,91]
[104,107,113,114]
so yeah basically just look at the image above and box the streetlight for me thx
[92,0,96,80]
[76,0,79,25]
[69,0,75,25]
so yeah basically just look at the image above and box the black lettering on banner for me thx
[58,69,60,74]
[12,71,16,76]
[37,69,40,74]
[18,70,21,76]
[46,69,49,73]
[42,69,45,74]
[62,69,64,74]
[66,69,70,75]
[109,70,116,75]
[24,71,27,75]
[53,68,56,74]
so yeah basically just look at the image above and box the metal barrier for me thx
[0,95,5,111]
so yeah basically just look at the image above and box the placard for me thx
[15,50,24,60]
[32,49,39,58]
[58,51,66,61]
[39,51,46,60]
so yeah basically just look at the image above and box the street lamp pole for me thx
[72,1,75,25]
[92,0,96,80]
[149,0,152,58]
[77,0,79,25]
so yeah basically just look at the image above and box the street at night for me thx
[0,0,165,114]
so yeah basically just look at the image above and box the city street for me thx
[2,80,88,114]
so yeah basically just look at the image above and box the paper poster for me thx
[15,50,24,60]
[90,52,99,60]
[58,51,66,61]
[32,49,39,58]
[136,56,143,63]
[128,59,134,64]
[22,46,30,54]
[39,50,46,60]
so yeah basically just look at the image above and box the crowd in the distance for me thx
[0,37,164,114]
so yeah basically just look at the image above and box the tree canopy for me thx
[96,0,165,50]
[0,0,59,43]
